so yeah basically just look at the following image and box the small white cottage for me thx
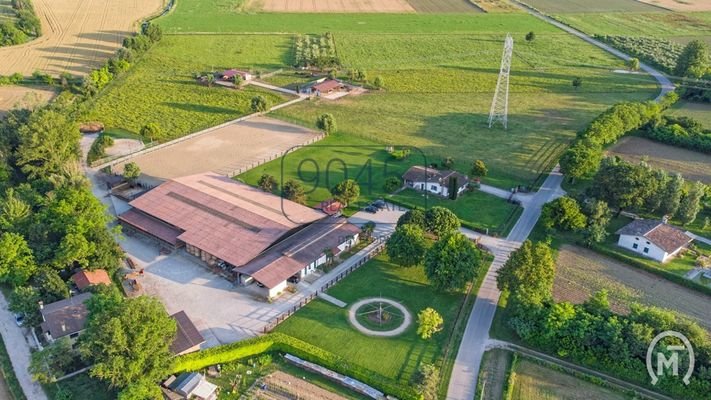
[615,219,693,263]
[403,166,469,198]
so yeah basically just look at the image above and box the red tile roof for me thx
[319,199,343,215]
[71,270,112,291]
[239,219,361,288]
[126,173,325,267]
[312,79,343,93]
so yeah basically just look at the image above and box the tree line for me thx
[497,240,711,400]
[0,0,41,46]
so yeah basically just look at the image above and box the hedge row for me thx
[559,93,677,179]
[587,242,711,297]
[172,333,419,400]
[86,134,114,164]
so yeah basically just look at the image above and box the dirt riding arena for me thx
[111,116,322,181]
[554,245,711,330]
[607,136,711,184]
[636,0,711,11]
[0,86,56,117]
[0,0,163,76]
[251,0,416,13]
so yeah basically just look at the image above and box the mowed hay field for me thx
[0,86,56,117]
[554,245,711,330]
[637,0,711,12]
[520,0,662,13]
[667,101,711,127]
[0,0,164,76]
[555,12,711,38]
[607,136,711,184]
[252,0,416,13]
[508,359,629,400]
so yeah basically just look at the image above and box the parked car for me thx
[13,313,24,327]
[287,274,301,284]
[364,205,378,214]
[256,281,265,288]
[372,199,387,210]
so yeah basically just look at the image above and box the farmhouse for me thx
[403,165,469,198]
[70,269,112,292]
[118,172,360,299]
[219,69,252,81]
[39,293,92,343]
[301,79,345,96]
[616,219,693,263]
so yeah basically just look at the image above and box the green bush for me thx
[87,134,114,164]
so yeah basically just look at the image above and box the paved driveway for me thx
[348,202,406,240]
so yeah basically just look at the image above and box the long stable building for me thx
[118,172,360,298]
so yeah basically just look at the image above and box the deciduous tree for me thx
[675,40,709,79]
[677,181,706,225]
[316,113,336,135]
[0,232,36,286]
[424,206,460,237]
[140,123,163,142]
[251,95,268,113]
[123,162,141,184]
[282,179,306,204]
[541,196,586,231]
[397,209,427,230]
[331,179,360,206]
[627,57,640,71]
[80,293,176,389]
[15,110,80,180]
[257,174,277,193]
[416,308,443,339]
[387,224,427,267]
[471,159,488,178]
[497,240,555,307]
[424,232,480,291]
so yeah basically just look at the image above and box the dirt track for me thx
[0,0,163,76]
[253,0,415,12]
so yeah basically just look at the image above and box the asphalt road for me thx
[446,169,564,400]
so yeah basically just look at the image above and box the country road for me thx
[446,4,675,397]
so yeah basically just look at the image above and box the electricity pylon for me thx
[488,34,514,129]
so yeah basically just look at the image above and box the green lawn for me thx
[44,373,116,400]
[274,254,470,385]
[81,35,290,141]
[554,12,711,40]
[523,0,662,13]
[396,189,521,236]
[159,6,559,34]
[666,101,711,128]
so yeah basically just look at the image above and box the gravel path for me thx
[0,294,48,400]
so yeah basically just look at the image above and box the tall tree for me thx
[660,173,685,217]
[251,95,268,113]
[80,293,176,389]
[33,267,69,303]
[282,179,306,204]
[8,286,41,326]
[316,113,336,135]
[583,200,611,246]
[387,224,427,267]
[627,57,640,71]
[122,162,141,184]
[559,140,602,180]
[677,181,706,225]
[15,110,80,180]
[424,206,460,237]
[497,240,555,307]
[0,188,31,231]
[675,40,709,79]
[139,123,162,142]
[541,196,587,231]
[0,232,36,286]
[397,209,427,230]
[470,159,488,178]
[424,232,480,291]
[331,179,360,206]
[29,338,75,383]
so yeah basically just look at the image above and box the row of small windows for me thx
[632,243,650,253]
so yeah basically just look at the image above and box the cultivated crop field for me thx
[554,245,711,330]
[555,12,711,39]
[637,0,711,12]
[520,0,662,13]
[0,0,163,76]
[508,359,629,400]
[82,35,289,141]
[607,136,711,184]
[405,0,481,13]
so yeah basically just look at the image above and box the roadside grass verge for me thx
[0,334,24,400]
[81,35,291,142]
[274,254,474,387]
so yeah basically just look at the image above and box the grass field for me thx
[554,244,711,330]
[607,136,711,184]
[406,0,481,13]
[45,373,116,400]
[236,132,520,234]
[82,35,289,141]
[159,7,560,33]
[476,349,513,400]
[274,254,469,385]
[667,101,711,127]
[508,359,630,400]
[521,0,662,13]
[555,12,711,40]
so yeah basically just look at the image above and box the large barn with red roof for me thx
[118,172,360,299]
